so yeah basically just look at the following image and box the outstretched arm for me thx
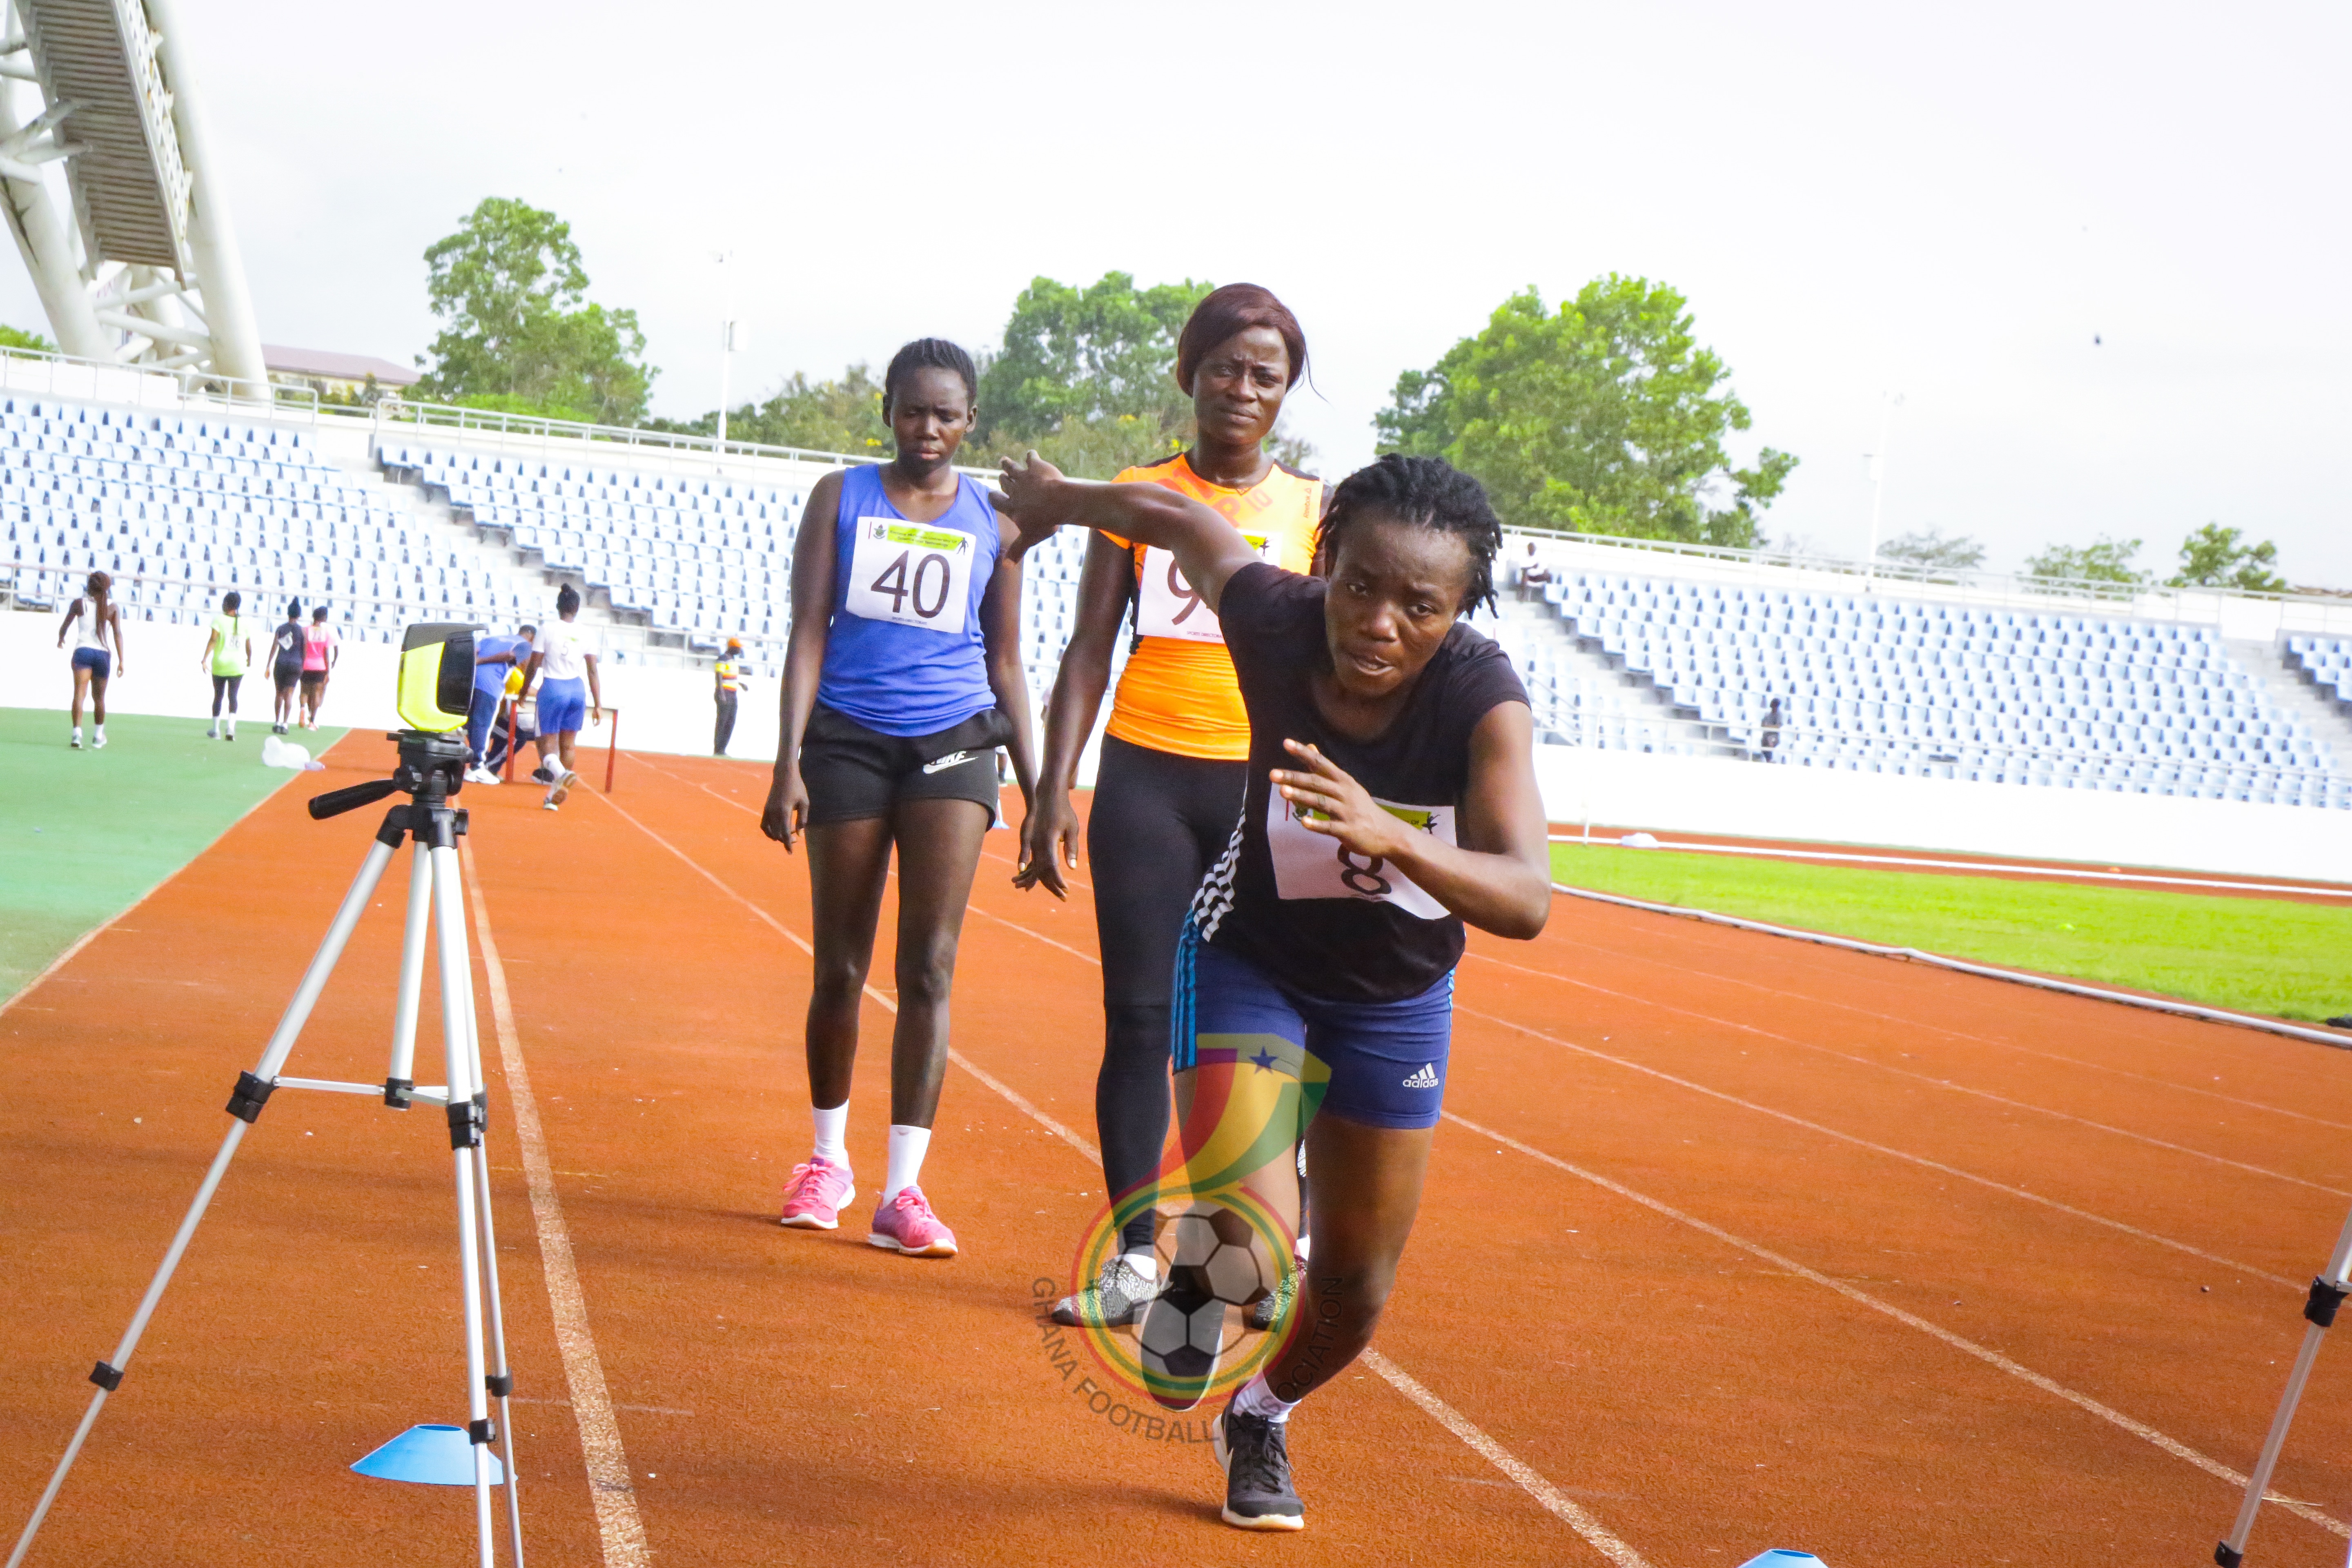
[996,454,1260,616]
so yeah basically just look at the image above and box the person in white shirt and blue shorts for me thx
[519,586,603,811]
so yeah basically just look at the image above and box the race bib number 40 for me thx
[845,518,975,634]
[1136,536,1272,643]
[1265,790,1454,920]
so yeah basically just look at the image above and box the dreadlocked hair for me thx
[1316,454,1503,614]
[882,337,978,415]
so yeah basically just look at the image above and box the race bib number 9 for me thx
[1265,790,1454,920]
[845,518,975,634]
[1136,535,1272,643]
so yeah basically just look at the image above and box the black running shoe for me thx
[1213,1405,1304,1531]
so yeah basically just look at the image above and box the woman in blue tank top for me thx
[761,338,1050,1259]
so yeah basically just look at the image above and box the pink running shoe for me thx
[779,1156,855,1230]
[868,1185,958,1258]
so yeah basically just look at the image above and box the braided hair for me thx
[1316,455,1503,614]
[882,338,978,416]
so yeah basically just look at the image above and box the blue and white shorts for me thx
[1172,920,1454,1131]
[537,677,588,735]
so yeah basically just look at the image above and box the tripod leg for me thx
[2218,1206,2352,1566]
[459,886,526,1566]
[8,831,405,1568]
[430,836,499,1567]
[384,841,433,1107]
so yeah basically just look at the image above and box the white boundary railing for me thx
[0,343,319,422]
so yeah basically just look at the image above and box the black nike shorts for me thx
[798,704,1007,828]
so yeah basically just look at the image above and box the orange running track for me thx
[6,733,2352,1566]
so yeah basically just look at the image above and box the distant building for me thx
[263,345,420,401]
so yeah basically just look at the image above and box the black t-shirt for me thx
[271,621,304,668]
[1190,564,1530,1004]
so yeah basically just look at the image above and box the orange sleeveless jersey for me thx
[1100,452,1323,760]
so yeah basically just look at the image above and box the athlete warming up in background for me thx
[1017,285,1323,1330]
[57,570,125,749]
[997,451,1550,1532]
[520,586,602,812]
[761,339,1042,1260]
[200,590,252,741]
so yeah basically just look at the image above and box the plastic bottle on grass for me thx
[261,735,323,771]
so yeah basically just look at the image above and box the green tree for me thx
[2023,535,2148,586]
[646,364,894,456]
[970,271,1213,476]
[1878,528,1987,574]
[415,197,656,426]
[2168,522,2287,593]
[1374,279,1797,546]
[0,323,55,353]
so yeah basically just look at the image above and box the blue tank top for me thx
[815,465,1001,737]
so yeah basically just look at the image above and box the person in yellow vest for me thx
[1016,284,1322,1328]
[714,637,746,756]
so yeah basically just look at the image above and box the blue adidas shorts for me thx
[1172,920,1453,1131]
[538,677,588,735]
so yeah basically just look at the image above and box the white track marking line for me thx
[461,841,649,1568]
[1551,836,2352,898]
[590,785,1646,1564]
[1508,922,2352,1134]
[1453,1003,2299,1287]
[1470,948,2351,1197]
[1444,1109,2348,1542]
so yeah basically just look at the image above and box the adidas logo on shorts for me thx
[921,750,975,774]
[1401,1063,1440,1089]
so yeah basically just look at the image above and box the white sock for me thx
[883,1124,931,1202]
[1232,1372,1300,1424]
[1118,1248,1160,1283]
[94,724,104,741]
[71,725,80,742]
[225,716,235,737]
[810,1103,849,1167]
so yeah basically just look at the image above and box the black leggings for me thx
[1088,734,1247,1252]
[211,674,242,716]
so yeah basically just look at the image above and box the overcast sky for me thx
[5,0,2342,584]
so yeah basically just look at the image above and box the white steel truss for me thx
[0,0,261,383]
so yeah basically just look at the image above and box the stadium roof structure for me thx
[0,0,264,386]
[262,345,419,389]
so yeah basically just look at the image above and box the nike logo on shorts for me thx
[922,750,975,774]
[1401,1063,1440,1089]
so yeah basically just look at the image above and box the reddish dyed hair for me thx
[1174,283,1308,393]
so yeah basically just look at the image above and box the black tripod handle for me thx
[308,777,401,820]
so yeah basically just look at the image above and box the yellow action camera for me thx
[396,623,480,734]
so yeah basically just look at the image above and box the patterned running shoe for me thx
[1248,1262,1298,1333]
[1214,1404,1305,1531]
[869,1185,957,1257]
[546,768,578,808]
[1052,1255,1161,1327]
[778,1156,855,1230]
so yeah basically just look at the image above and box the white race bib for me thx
[1265,790,1454,920]
[844,517,974,634]
[1135,535,1272,643]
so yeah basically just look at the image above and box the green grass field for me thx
[0,707,346,1000]
[1550,842,2352,1024]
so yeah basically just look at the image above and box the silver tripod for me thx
[6,731,525,1568]
[2216,1207,2352,1566]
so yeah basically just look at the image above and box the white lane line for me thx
[1469,948,2352,1197]
[461,841,649,1568]
[1444,1109,2348,1543]
[589,787,1646,1565]
[1550,836,2352,898]
[1453,1002,2299,1287]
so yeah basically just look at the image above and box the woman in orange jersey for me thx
[1017,284,1320,1327]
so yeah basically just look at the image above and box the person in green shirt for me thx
[200,591,254,742]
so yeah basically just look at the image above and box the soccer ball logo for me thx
[1134,1197,1280,1403]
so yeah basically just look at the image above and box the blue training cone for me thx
[1738,1555,1825,1568]
[351,1424,506,1486]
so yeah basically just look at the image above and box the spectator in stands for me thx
[519,584,601,810]
[298,606,339,729]
[1515,540,1553,597]
[465,622,536,785]
[200,590,253,742]
[269,600,305,735]
[56,569,125,750]
[714,638,746,756]
[1761,695,1783,761]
